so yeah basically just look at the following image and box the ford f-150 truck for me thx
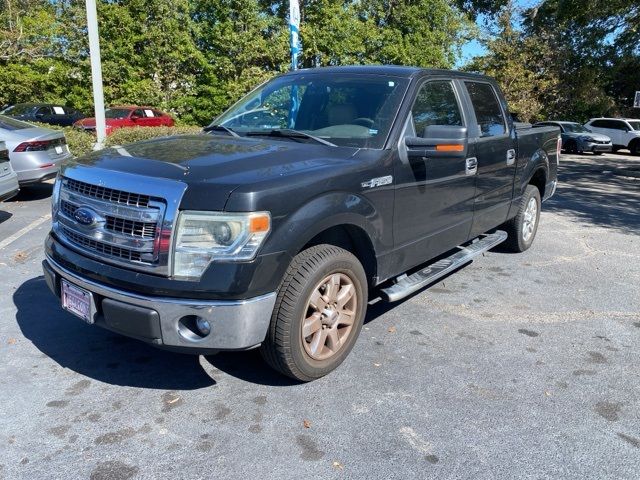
[42,66,559,381]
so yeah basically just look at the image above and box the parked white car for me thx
[584,118,640,155]
[0,141,19,201]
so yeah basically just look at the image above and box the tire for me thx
[592,151,602,156]
[629,141,640,156]
[260,244,368,381]
[564,140,577,154]
[502,185,541,253]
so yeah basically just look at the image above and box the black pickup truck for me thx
[42,66,559,381]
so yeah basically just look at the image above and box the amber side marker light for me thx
[435,144,465,152]
[249,214,270,233]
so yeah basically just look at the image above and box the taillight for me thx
[13,138,66,152]
[557,135,562,165]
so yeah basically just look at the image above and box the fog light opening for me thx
[178,315,211,341]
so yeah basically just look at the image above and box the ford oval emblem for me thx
[74,207,99,227]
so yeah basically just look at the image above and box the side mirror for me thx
[404,125,468,159]
[35,113,44,119]
[131,115,140,121]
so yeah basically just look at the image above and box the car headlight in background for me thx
[172,211,271,279]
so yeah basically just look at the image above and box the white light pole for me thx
[85,0,106,149]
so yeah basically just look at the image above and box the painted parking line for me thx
[0,214,51,250]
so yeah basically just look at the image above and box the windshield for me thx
[1,104,35,115]
[105,108,132,119]
[0,114,32,131]
[213,73,410,148]
[627,120,640,131]
[562,123,590,133]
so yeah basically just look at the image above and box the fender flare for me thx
[517,147,549,197]
[262,191,382,259]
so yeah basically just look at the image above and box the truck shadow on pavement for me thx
[7,182,54,202]
[545,157,640,234]
[14,276,216,390]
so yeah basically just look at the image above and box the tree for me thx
[466,3,559,122]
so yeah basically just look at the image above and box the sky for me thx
[455,0,539,68]
[457,39,486,67]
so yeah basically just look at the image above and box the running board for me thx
[380,230,508,302]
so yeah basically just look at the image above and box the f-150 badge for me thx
[361,176,393,189]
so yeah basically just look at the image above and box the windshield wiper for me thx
[202,124,240,137]
[246,129,336,147]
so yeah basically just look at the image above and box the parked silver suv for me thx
[584,118,640,155]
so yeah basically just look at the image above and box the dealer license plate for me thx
[61,279,94,324]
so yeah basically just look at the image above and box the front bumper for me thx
[43,255,277,353]
[581,141,612,153]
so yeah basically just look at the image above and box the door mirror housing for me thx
[130,115,141,121]
[405,125,468,159]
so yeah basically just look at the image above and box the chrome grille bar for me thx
[64,177,153,207]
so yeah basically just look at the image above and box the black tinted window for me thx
[412,81,462,137]
[590,120,605,128]
[601,120,625,129]
[465,82,506,137]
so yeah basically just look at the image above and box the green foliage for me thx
[471,0,640,122]
[1,0,476,125]
[105,125,202,146]
[34,123,203,157]
[466,5,560,122]
[32,123,97,158]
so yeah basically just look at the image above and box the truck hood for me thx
[71,134,360,210]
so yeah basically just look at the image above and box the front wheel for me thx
[260,244,368,381]
[503,185,541,252]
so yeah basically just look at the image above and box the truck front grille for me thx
[64,177,151,207]
[61,226,142,263]
[61,199,157,239]
[54,176,167,272]
[105,216,157,239]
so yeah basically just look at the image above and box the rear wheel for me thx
[503,185,541,253]
[260,244,367,381]
[629,140,640,156]
[593,151,602,156]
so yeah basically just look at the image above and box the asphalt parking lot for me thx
[0,152,638,479]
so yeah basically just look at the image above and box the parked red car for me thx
[74,106,175,135]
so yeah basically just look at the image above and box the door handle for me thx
[506,149,516,166]
[465,157,478,175]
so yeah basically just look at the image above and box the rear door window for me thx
[465,82,507,137]
[411,80,463,137]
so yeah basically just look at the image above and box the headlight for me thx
[172,211,270,279]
